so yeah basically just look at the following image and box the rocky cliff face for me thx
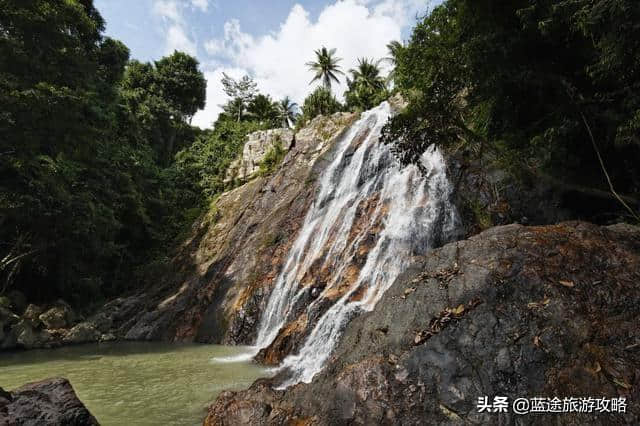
[205,221,640,425]
[115,112,358,345]
[225,128,295,182]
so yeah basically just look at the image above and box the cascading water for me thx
[253,101,459,387]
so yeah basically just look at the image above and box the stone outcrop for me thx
[0,297,130,350]
[62,322,101,345]
[225,128,295,182]
[0,378,99,425]
[447,150,638,238]
[205,221,640,425]
[38,301,75,330]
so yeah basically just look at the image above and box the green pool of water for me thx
[0,342,269,425]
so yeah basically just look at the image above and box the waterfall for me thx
[253,101,459,387]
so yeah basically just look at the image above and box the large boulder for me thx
[206,221,640,425]
[11,320,52,349]
[0,306,20,346]
[0,378,98,425]
[38,301,75,330]
[63,322,100,345]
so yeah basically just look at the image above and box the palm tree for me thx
[349,58,385,91]
[385,40,403,66]
[278,97,299,128]
[384,40,403,84]
[344,58,387,111]
[221,97,246,122]
[306,46,344,91]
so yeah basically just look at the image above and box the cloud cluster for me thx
[193,0,428,128]
[152,0,198,56]
[191,0,209,12]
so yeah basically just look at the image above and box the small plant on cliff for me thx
[257,139,286,176]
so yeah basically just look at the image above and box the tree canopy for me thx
[0,0,245,307]
[344,58,388,111]
[383,0,640,220]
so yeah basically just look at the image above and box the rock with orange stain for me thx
[117,111,359,346]
[206,221,640,425]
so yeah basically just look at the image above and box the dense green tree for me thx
[0,0,134,303]
[119,53,206,164]
[306,47,344,91]
[247,94,279,126]
[344,58,388,111]
[299,87,343,126]
[0,0,208,306]
[383,0,640,220]
[155,52,206,122]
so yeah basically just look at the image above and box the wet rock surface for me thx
[114,112,359,345]
[0,378,98,425]
[205,221,640,425]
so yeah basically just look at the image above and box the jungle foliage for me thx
[383,0,640,220]
[0,0,260,306]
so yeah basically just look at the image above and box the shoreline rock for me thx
[0,378,99,425]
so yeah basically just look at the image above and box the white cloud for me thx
[194,0,427,128]
[152,0,197,56]
[204,19,252,57]
[152,0,182,24]
[166,25,197,56]
[191,0,209,12]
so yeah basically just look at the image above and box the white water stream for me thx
[227,102,459,386]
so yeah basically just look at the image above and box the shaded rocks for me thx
[22,305,43,323]
[206,221,640,425]
[12,320,53,349]
[38,301,75,329]
[0,298,122,351]
[448,150,636,237]
[0,307,20,347]
[63,322,100,345]
[0,378,98,425]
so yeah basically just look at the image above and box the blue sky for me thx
[94,0,441,128]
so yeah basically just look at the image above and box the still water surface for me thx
[0,342,269,425]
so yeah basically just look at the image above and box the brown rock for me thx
[205,222,640,425]
[0,378,98,425]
